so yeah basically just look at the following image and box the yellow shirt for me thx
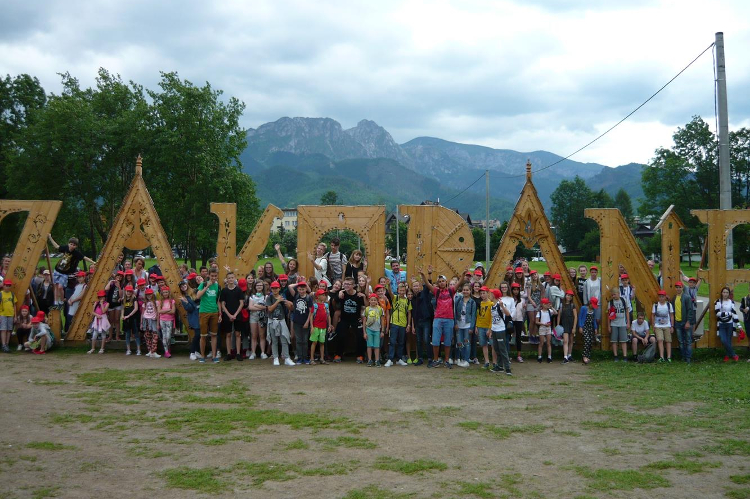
[476,300,493,329]
[0,290,16,317]
[674,296,682,322]
[391,296,412,327]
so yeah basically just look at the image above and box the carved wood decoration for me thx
[486,163,578,306]
[692,209,750,348]
[296,206,385,282]
[67,156,187,342]
[585,208,661,350]
[0,200,61,318]
[400,205,475,281]
[211,203,283,282]
[654,205,685,297]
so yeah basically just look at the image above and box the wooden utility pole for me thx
[716,32,733,269]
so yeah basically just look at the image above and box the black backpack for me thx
[325,252,343,281]
[638,342,656,363]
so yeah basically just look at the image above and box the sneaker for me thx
[284,358,296,366]
[98,349,105,354]
[505,370,513,376]
[414,359,424,366]
[213,356,220,364]
[273,357,280,366]
[537,356,542,363]
[189,352,195,360]
[224,354,234,362]
[723,356,730,362]
[367,359,373,367]
[295,360,303,365]
[333,355,342,363]
[431,360,443,368]
[375,360,382,367]
[164,351,171,358]
[397,359,408,366]
[249,353,256,360]
[658,357,665,363]
[151,353,161,358]
[445,361,452,369]
[199,357,206,363]
[490,364,503,373]
[303,359,310,365]
[407,358,413,365]
[214,353,221,360]
[517,356,524,363]
[136,350,142,356]
[562,357,569,364]
[473,358,480,365]
[483,362,490,369]
[448,358,454,365]
[17,345,22,351]
[126,350,132,356]
[384,359,393,367]
[87,349,95,354]
[546,356,552,363]
[732,355,740,362]
[667,358,672,363]
[622,357,628,363]
[614,357,620,362]
[260,353,268,360]
[145,352,152,358]
[237,355,244,362]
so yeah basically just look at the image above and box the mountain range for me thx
[239,117,645,220]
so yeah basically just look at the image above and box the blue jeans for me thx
[675,321,692,361]
[416,320,432,360]
[389,325,406,361]
[718,322,736,357]
[432,318,454,347]
[455,327,471,362]
[469,328,477,360]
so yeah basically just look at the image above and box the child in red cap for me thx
[0,280,16,352]
[88,290,110,354]
[15,305,32,351]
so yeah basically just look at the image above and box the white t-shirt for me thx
[631,319,650,337]
[490,303,506,332]
[314,257,327,282]
[652,302,673,328]
[69,283,87,315]
[536,309,552,326]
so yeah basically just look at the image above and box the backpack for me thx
[148,264,162,277]
[325,252,343,281]
[637,342,656,363]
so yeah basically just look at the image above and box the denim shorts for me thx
[431,318,454,347]
[476,327,490,346]
[52,270,69,287]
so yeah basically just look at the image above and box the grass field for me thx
[0,348,747,498]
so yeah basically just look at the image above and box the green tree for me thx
[472,227,486,261]
[614,188,634,226]
[320,190,338,205]
[385,221,408,260]
[579,229,600,262]
[550,176,595,253]
[489,221,507,259]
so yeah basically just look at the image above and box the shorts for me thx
[91,329,108,341]
[310,327,326,343]
[538,325,551,336]
[249,311,261,324]
[52,270,69,287]
[221,316,242,334]
[0,315,13,331]
[366,328,381,348]
[199,312,219,336]
[477,327,490,346]
[431,318,454,347]
[141,318,158,331]
[654,327,672,342]
[610,325,628,343]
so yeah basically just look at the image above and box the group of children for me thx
[1,238,747,367]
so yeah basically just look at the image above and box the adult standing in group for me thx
[673,281,696,364]
[411,279,433,366]
[308,243,328,283]
[715,286,740,362]
[47,234,97,307]
[325,238,348,283]
[34,270,55,314]
[385,260,407,295]
[132,256,149,282]
[583,266,601,321]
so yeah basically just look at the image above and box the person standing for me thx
[652,290,675,362]
[715,286,740,362]
[325,238,348,283]
[385,260,407,295]
[672,281,696,364]
[607,287,630,362]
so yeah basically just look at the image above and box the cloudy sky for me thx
[2,0,749,169]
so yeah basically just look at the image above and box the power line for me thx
[443,172,485,204]
[494,41,717,179]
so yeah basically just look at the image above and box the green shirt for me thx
[198,282,220,314]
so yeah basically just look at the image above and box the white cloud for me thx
[2,0,750,167]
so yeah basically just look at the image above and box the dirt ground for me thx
[0,349,748,499]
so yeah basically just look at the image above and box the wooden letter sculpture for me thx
[296,206,385,282]
[692,209,750,347]
[486,162,577,301]
[399,204,474,281]
[585,208,661,350]
[654,205,685,296]
[211,203,283,282]
[0,200,61,322]
[67,156,186,342]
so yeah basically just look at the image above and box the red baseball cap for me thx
[76,271,86,277]
[116,270,125,276]
[620,273,629,279]
[589,297,599,308]
[480,286,489,292]
[590,266,598,271]
[474,269,483,275]
[565,289,574,295]
[31,317,41,324]
[544,271,551,276]
[278,274,288,280]
[319,280,329,287]
[674,281,683,287]
[21,305,29,311]
[124,285,134,292]
[137,278,146,286]
[506,266,512,271]
[124,269,134,275]
[515,268,524,273]
[491,289,502,299]
[315,289,327,296]
[36,311,45,319]
[368,293,378,299]
[156,275,165,281]
[97,290,106,297]
[187,272,197,280]
[149,273,157,279]
[657,290,667,295]
[529,270,538,275]
[161,286,170,291]
[145,288,154,295]
[2,280,12,286]
[552,273,561,280]
[296,281,308,287]
[374,284,384,291]
[511,283,521,289]
[541,298,550,304]
[270,281,281,288]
